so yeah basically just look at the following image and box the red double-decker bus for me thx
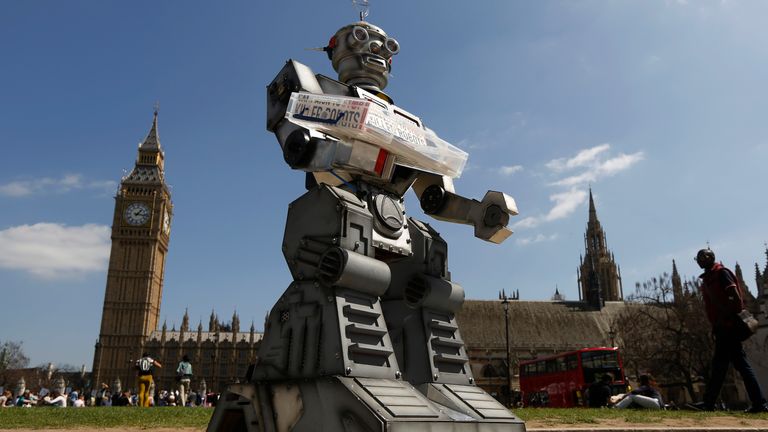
[519,347,628,407]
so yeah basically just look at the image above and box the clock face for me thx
[124,202,151,226]
[163,210,171,234]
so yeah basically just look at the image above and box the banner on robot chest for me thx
[285,92,467,178]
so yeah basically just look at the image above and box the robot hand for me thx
[467,191,518,244]
[418,181,518,244]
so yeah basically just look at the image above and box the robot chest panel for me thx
[369,192,412,257]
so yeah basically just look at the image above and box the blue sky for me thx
[1,1,767,369]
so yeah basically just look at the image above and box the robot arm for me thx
[412,173,518,244]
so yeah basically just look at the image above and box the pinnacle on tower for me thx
[671,259,683,302]
[139,110,162,151]
[181,308,190,333]
[588,187,597,221]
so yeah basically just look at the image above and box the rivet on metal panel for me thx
[469,377,474,384]
[345,367,352,375]
[433,374,439,381]
[327,296,334,303]
[395,371,402,379]
[332,237,338,244]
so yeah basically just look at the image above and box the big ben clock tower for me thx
[92,110,172,388]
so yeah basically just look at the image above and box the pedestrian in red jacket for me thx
[697,248,767,413]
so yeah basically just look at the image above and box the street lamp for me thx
[499,289,518,408]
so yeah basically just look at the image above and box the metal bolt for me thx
[345,367,352,375]
[469,377,474,384]
[332,237,338,244]
[395,371,402,379]
[433,374,439,381]
[297,272,304,280]
[313,282,320,288]
[327,296,334,303]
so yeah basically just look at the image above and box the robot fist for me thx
[469,191,518,244]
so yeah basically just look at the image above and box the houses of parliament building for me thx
[90,112,261,393]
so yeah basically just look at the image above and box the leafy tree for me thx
[613,273,712,401]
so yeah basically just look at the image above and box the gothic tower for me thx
[92,111,173,388]
[577,189,622,308]
[672,259,683,303]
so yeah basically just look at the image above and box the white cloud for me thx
[498,165,523,176]
[550,151,645,187]
[512,216,541,230]
[516,233,559,246]
[0,174,116,197]
[0,223,111,278]
[511,188,588,230]
[545,144,610,172]
[545,189,588,221]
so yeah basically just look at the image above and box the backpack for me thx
[136,357,153,373]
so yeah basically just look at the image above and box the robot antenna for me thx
[352,0,370,21]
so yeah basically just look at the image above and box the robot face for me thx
[327,22,399,91]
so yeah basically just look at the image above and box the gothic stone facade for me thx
[91,113,261,394]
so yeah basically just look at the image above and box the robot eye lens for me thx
[352,26,369,43]
[384,38,400,55]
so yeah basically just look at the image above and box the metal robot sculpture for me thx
[208,20,525,432]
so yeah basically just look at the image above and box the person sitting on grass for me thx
[613,374,663,409]
[588,374,613,407]
[42,391,67,407]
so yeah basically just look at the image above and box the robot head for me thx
[325,21,399,91]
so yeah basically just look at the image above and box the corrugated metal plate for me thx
[355,378,440,418]
[444,384,515,419]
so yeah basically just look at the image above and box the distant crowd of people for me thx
[0,354,217,408]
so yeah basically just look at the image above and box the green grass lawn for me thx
[515,407,767,424]
[0,407,766,429]
[0,407,213,429]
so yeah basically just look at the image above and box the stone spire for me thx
[578,188,621,306]
[588,187,597,222]
[161,320,167,344]
[139,109,162,151]
[672,259,683,303]
[232,310,240,335]
[197,320,203,344]
[123,110,166,184]
[209,310,217,332]
[181,308,190,333]
[250,321,256,344]
[736,262,759,315]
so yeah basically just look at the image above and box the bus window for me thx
[581,350,622,385]
[565,354,578,370]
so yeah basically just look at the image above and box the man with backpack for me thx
[696,248,767,413]
[135,353,162,407]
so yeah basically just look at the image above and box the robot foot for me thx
[207,377,525,432]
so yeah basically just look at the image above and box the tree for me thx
[0,340,30,372]
[613,273,713,401]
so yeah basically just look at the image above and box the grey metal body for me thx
[208,25,523,430]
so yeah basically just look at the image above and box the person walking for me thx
[176,354,193,407]
[696,248,768,413]
[136,353,162,407]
